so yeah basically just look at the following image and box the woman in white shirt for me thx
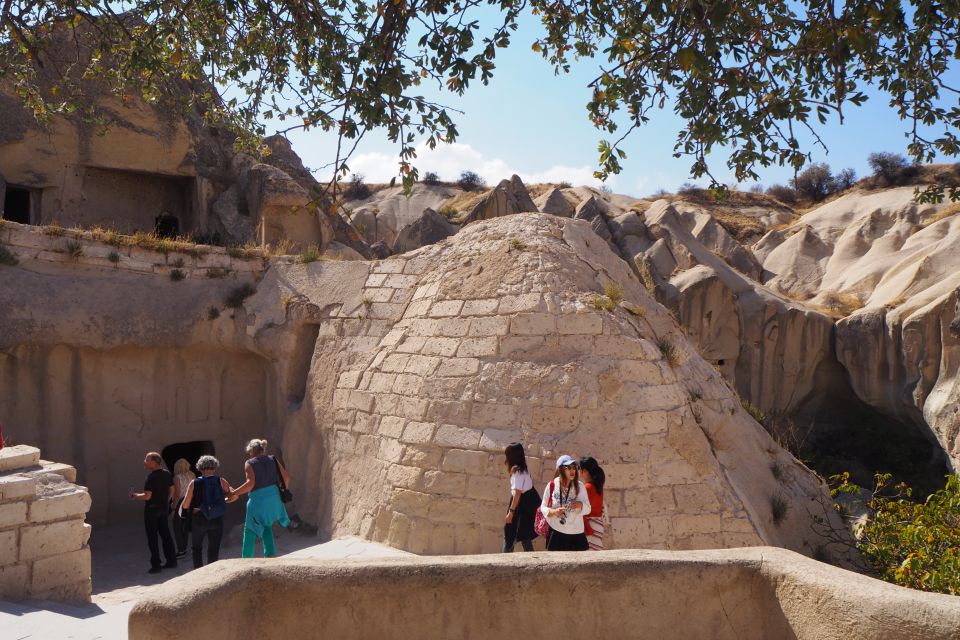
[540,454,591,551]
[502,443,540,552]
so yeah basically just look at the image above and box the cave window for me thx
[717,359,725,366]
[154,211,180,238]
[2,186,33,224]
[161,440,216,474]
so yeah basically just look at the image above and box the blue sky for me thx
[282,12,958,198]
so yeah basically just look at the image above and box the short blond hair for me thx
[245,438,268,456]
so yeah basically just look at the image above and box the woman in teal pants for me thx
[227,438,290,557]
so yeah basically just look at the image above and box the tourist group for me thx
[129,438,291,573]
[502,442,606,552]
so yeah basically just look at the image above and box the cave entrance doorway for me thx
[2,186,34,224]
[161,440,216,475]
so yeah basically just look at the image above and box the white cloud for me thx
[339,141,607,188]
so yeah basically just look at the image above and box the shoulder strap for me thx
[547,479,555,507]
[272,455,287,490]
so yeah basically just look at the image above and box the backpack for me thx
[197,476,226,520]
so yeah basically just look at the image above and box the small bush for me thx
[169,269,186,282]
[868,152,908,185]
[299,245,321,263]
[557,180,572,189]
[457,170,485,192]
[437,204,458,219]
[361,296,373,307]
[344,173,371,200]
[226,244,263,260]
[741,398,767,426]
[208,307,220,320]
[835,167,857,191]
[0,245,18,266]
[43,223,64,236]
[770,494,789,526]
[65,240,83,258]
[603,281,623,305]
[657,337,680,367]
[509,238,526,251]
[422,171,441,185]
[770,461,785,482]
[225,283,256,308]
[831,473,960,595]
[107,251,120,263]
[792,162,836,202]
[766,184,797,204]
[103,230,123,247]
[591,295,615,312]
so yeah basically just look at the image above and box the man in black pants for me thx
[129,452,177,573]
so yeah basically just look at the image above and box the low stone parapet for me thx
[129,547,960,640]
[0,445,92,602]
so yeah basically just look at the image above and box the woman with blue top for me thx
[227,438,291,558]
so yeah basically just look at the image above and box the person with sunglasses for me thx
[540,454,591,551]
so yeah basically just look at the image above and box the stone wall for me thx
[271,214,852,559]
[0,445,92,602]
[128,547,960,640]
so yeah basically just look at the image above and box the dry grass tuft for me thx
[815,291,865,317]
[919,201,960,230]
[591,295,615,312]
[657,337,680,367]
[603,281,623,305]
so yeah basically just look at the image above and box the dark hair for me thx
[504,442,527,474]
[579,456,605,494]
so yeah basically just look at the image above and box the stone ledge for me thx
[0,445,41,473]
[129,547,960,640]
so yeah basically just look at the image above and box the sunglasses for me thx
[561,464,579,470]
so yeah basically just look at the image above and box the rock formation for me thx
[391,208,457,255]
[460,175,538,224]
[0,214,849,560]
[534,187,576,217]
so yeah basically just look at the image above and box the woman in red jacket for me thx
[579,456,606,550]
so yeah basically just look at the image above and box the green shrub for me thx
[771,494,789,526]
[108,251,120,263]
[656,337,679,367]
[208,307,220,320]
[65,240,83,258]
[299,245,321,263]
[591,295,615,312]
[422,171,441,185]
[225,283,256,308]
[0,245,18,266]
[169,269,186,282]
[741,398,767,426]
[832,473,960,595]
[456,170,485,192]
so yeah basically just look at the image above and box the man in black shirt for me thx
[129,451,177,573]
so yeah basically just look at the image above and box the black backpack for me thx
[197,476,226,519]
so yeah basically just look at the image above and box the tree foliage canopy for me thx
[832,473,960,596]
[2,1,959,193]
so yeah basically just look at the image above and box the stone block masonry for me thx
[304,214,848,560]
[0,445,92,602]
